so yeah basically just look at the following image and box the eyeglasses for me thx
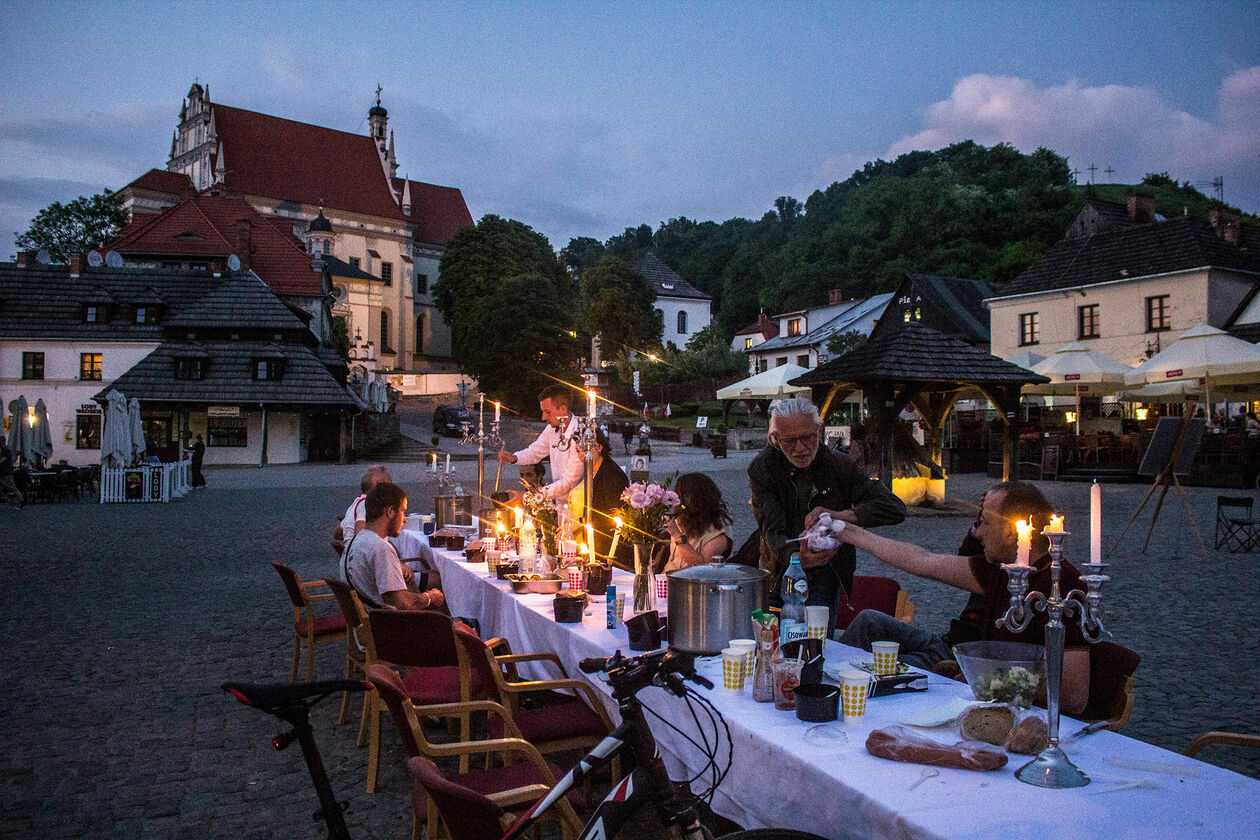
[769,431,819,450]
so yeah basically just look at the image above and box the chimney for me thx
[1126,194,1155,223]
[16,250,35,268]
[1210,208,1240,246]
[828,288,845,305]
[69,253,84,277]
[234,218,252,271]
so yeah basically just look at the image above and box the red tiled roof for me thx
[211,104,405,221]
[123,168,193,195]
[105,195,323,296]
[733,314,779,340]
[393,178,475,245]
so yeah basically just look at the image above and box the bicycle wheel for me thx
[716,831,830,840]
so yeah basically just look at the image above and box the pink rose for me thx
[630,490,650,508]
[662,491,680,507]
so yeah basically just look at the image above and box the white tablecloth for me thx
[423,550,1260,840]
[389,528,434,564]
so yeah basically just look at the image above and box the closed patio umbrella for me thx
[127,398,145,462]
[7,395,33,466]
[101,390,130,468]
[32,398,53,464]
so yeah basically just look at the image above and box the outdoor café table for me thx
[419,549,1260,840]
[389,527,433,563]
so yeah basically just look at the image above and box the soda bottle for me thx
[779,553,808,645]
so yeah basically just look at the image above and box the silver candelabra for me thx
[460,393,502,501]
[998,528,1111,788]
[554,414,599,524]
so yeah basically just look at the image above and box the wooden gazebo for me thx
[790,323,1050,486]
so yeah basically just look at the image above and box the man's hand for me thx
[497,449,518,465]
[400,564,416,587]
[423,589,446,611]
[804,506,857,530]
[798,542,838,569]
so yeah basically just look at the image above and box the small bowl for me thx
[554,592,587,623]
[794,683,839,722]
[952,641,1046,707]
[495,561,519,580]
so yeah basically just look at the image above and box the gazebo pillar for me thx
[917,388,963,475]
[991,386,1023,482]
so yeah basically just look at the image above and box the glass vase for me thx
[633,543,656,614]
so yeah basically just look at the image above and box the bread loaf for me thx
[866,726,1008,771]
[1005,715,1049,755]
[959,705,1015,745]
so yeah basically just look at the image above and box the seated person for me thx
[830,480,1090,715]
[588,429,631,569]
[337,464,391,541]
[340,482,444,612]
[662,473,733,572]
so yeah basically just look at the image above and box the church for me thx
[116,82,474,393]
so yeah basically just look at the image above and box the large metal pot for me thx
[434,494,473,529]
[666,561,768,655]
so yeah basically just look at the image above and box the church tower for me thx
[368,88,398,179]
[169,83,218,190]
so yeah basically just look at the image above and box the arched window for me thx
[677,310,688,335]
[414,314,425,354]
[380,309,391,351]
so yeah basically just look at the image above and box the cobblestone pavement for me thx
[1,440,1256,839]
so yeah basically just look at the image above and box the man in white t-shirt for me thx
[339,465,391,540]
[341,482,445,611]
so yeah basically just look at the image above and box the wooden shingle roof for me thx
[635,252,710,300]
[791,322,1048,387]
[164,272,308,331]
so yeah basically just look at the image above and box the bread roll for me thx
[1005,715,1049,755]
[959,705,1015,745]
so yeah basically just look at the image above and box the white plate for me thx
[899,697,985,728]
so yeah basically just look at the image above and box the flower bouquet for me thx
[523,490,559,558]
[617,481,680,612]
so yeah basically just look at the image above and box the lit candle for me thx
[479,393,484,428]
[495,401,501,422]
[1044,514,1064,534]
[513,506,524,529]
[585,522,595,556]
[1090,480,1102,565]
[496,521,506,551]
[430,452,437,474]
[587,389,597,419]
[609,516,623,561]
[1015,519,1032,566]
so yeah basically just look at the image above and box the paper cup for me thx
[567,569,584,592]
[485,549,502,575]
[838,669,876,723]
[871,641,900,675]
[655,576,669,601]
[721,648,746,692]
[728,639,756,681]
[614,593,626,624]
[805,605,829,640]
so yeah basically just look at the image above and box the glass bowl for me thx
[952,641,1046,708]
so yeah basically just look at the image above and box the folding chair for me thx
[1214,496,1259,552]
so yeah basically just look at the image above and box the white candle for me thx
[445,453,450,474]
[430,452,437,474]
[495,401,501,422]
[1044,514,1064,534]
[1015,519,1032,566]
[1091,481,1102,565]
[479,393,484,428]
[586,522,595,556]
[587,389,597,419]
[513,506,524,529]
[609,516,622,561]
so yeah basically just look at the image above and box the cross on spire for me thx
[1087,164,1098,182]
[1104,166,1115,182]
[375,83,382,105]
[1071,168,1081,183]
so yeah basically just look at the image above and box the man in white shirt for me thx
[341,482,445,611]
[497,384,586,510]
[339,465,391,540]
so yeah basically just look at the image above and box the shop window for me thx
[22,352,44,380]
[76,413,101,450]
[80,353,103,381]
[207,417,247,447]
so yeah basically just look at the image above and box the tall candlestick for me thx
[479,393,484,428]
[495,401,501,422]
[587,389,597,419]
[1090,480,1101,565]
[1015,519,1032,566]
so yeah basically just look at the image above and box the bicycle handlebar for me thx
[579,649,712,696]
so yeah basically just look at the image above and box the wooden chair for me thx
[835,575,916,631]
[367,664,583,840]
[1185,731,1260,758]
[1214,496,1259,552]
[1078,640,1140,731]
[323,578,377,742]
[270,562,347,682]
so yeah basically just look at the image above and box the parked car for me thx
[433,405,472,437]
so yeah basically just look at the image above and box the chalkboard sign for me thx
[1040,445,1060,480]
[1137,417,1205,476]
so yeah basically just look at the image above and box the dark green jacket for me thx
[749,444,906,594]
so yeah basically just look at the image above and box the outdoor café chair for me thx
[1184,730,1260,759]
[368,664,583,840]
[1079,640,1141,731]
[270,562,347,683]
[366,609,489,791]
[323,578,377,739]
[1214,496,1259,552]
[834,575,916,631]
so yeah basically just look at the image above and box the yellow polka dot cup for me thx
[838,669,876,723]
[721,647,746,692]
[727,639,756,681]
[871,641,900,676]
[805,606,829,640]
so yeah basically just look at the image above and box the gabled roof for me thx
[209,103,405,221]
[755,294,892,353]
[734,314,779,340]
[97,337,364,407]
[164,271,310,331]
[392,177,475,245]
[122,168,193,196]
[635,252,710,300]
[106,194,323,296]
[324,255,382,283]
[993,215,1260,299]
[0,263,222,341]
[792,322,1048,387]
[873,274,992,345]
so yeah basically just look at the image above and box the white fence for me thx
[100,462,193,503]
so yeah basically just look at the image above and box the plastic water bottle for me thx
[779,553,808,645]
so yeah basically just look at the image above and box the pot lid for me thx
[668,561,767,583]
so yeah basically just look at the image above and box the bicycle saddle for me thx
[223,679,366,713]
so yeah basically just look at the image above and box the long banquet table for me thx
[411,543,1259,840]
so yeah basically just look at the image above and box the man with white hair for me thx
[748,397,905,632]
[340,464,393,539]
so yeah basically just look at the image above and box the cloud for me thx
[0,102,171,176]
[0,175,114,259]
[885,68,1260,211]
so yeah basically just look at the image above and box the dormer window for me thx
[136,307,147,324]
[175,358,206,380]
[254,360,284,381]
[86,306,99,323]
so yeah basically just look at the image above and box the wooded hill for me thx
[562,141,1257,338]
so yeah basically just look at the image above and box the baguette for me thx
[866,726,1008,771]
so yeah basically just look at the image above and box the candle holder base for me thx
[1014,745,1090,788]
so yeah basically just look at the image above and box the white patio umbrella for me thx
[1004,349,1047,372]
[1024,342,1134,396]
[101,390,131,468]
[7,395,34,466]
[1124,323,1260,415]
[32,398,53,464]
[127,397,145,462]
[715,364,811,400]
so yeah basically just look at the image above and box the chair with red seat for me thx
[834,575,916,631]
[367,664,583,840]
[366,608,487,792]
[271,562,347,682]
[323,578,377,739]
[407,756,514,840]
[1078,640,1141,731]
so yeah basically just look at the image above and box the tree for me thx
[434,215,578,408]
[674,325,748,382]
[826,330,867,357]
[330,315,351,363]
[559,236,605,277]
[578,257,661,366]
[15,188,129,262]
